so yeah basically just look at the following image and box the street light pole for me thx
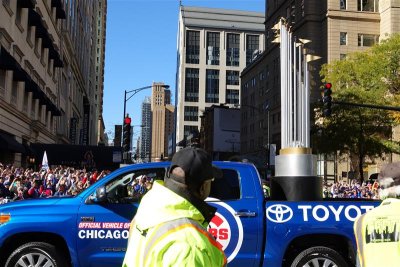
[122,84,170,144]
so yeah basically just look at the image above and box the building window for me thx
[259,70,265,81]
[0,69,5,98]
[227,33,240,66]
[206,69,219,103]
[340,54,347,60]
[358,34,379,47]
[184,125,198,139]
[184,106,198,121]
[340,0,346,9]
[23,92,28,113]
[207,32,220,65]
[250,139,254,150]
[340,32,347,45]
[226,89,239,104]
[185,68,199,102]
[186,30,200,64]
[246,35,259,66]
[358,0,379,12]
[31,99,36,118]
[15,2,23,26]
[243,82,249,91]
[11,80,18,106]
[226,70,239,86]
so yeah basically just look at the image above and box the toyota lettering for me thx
[266,202,376,223]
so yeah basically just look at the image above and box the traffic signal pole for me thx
[333,101,400,112]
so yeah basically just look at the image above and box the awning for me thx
[25,78,62,116]
[17,0,36,9]
[48,47,63,67]
[51,0,66,19]
[0,46,14,69]
[28,9,64,67]
[55,7,66,19]
[0,46,30,81]
[0,46,62,117]
[0,132,26,153]
[0,47,62,117]
[23,143,35,155]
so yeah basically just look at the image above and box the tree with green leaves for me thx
[315,34,400,181]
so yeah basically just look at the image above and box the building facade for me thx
[151,82,175,161]
[139,96,151,162]
[0,0,107,167]
[175,6,265,151]
[200,104,240,160]
[241,0,400,181]
[94,0,107,146]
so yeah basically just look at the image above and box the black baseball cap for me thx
[167,147,222,185]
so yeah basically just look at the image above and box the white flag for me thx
[42,150,49,171]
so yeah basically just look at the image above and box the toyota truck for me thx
[0,161,379,267]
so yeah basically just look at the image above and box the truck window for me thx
[209,169,240,200]
[102,168,166,204]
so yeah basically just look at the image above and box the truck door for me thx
[207,164,264,267]
[76,167,166,267]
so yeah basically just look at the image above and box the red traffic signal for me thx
[325,83,332,89]
[124,116,131,125]
[323,83,332,116]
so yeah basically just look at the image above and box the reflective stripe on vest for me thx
[354,215,365,267]
[142,217,224,266]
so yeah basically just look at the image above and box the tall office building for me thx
[139,96,151,162]
[151,82,175,161]
[94,0,107,146]
[241,0,400,179]
[175,6,265,150]
[0,1,107,166]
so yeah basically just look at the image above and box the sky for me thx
[103,0,265,142]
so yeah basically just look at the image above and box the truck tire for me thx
[5,242,67,267]
[291,246,348,267]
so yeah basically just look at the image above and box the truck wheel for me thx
[5,242,67,267]
[291,246,348,267]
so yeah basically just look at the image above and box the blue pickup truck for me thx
[0,161,379,267]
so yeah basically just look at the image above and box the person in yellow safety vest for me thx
[122,147,227,267]
[354,162,400,267]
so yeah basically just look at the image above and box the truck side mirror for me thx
[90,186,107,203]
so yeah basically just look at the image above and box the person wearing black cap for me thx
[354,162,400,267]
[122,147,227,267]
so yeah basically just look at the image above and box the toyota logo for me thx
[266,204,293,223]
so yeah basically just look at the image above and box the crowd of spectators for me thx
[1,162,383,203]
[323,179,380,199]
[0,163,110,203]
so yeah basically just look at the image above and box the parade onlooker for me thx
[27,179,43,198]
[0,162,110,203]
[323,180,380,199]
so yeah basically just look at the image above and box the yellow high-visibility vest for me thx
[122,181,226,267]
[354,198,400,267]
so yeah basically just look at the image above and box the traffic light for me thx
[123,115,131,154]
[323,83,332,117]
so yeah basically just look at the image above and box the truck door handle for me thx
[235,211,256,217]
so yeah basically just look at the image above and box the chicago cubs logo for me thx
[266,204,293,223]
[207,199,243,263]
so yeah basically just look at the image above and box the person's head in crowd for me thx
[58,184,67,193]
[377,162,400,199]
[32,179,41,189]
